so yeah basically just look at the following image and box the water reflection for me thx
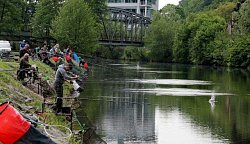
[155,107,229,144]
[80,62,250,144]
[95,95,156,143]
[123,88,232,96]
[126,79,212,85]
[209,94,216,112]
[139,70,183,74]
[123,66,153,70]
[109,64,130,66]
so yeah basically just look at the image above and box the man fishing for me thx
[53,63,79,113]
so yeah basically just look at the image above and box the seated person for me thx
[20,53,31,70]
[18,53,32,81]
[52,55,63,69]
[79,59,85,67]
[79,59,88,70]
[65,54,72,64]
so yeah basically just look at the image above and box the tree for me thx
[52,0,98,53]
[0,0,25,34]
[145,4,183,62]
[228,35,250,68]
[176,12,226,64]
[31,0,62,38]
[179,0,236,17]
[173,24,191,63]
[238,0,250,34]
[84,0,107,18]
[215,2,236,22]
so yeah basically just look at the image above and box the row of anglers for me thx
[19,51,88,112]
[0,44,90,143]
[19,40,88,69]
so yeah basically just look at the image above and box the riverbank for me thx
[0,60,80,143]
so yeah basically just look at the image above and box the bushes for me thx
[228,35,250,68]
[123,46,149,61]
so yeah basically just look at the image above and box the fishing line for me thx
[78,54,143,76]
[76,97,151,105]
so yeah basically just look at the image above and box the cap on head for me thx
[54,44,59,49]
[24,44,30,48]
[24,53,29,58]
[65,63,73,70]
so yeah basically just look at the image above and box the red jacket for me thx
[65,55,71,61]
[84,63,88,69]
[52,56,59,62]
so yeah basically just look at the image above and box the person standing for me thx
[19,41,30,58]
[53,63,79,113]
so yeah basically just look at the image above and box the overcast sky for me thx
[159,0,181,9]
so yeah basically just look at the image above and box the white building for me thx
[107,0,159,18]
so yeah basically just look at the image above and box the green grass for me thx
[0,61,15,69]
[0,60,80,143]
[0,61,42,108]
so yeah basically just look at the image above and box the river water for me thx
[79,62,250,144]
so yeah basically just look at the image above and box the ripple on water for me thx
[123,66,153,70]
[126,79,212,85]
[108,64,130,66]
[122,88,233,96]
[139,70,183,74]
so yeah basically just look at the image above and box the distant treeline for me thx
[123,0,250,69]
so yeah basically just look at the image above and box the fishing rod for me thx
[78,54,141,73]
[81,55,159,78]
[87,61,145,79]
[68,97,151,105]
[78,53,121,64]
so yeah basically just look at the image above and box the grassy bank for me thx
[0,60,79,143]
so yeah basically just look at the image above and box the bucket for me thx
[0,102,31,144]
[73,80,80,91]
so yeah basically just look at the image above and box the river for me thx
[78,61,250,144]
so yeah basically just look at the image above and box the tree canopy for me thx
[0,0,25,34]
[31,0,62,38]
[238,0,250,34]
[143,0,249,68]
[145,4,183,62]
[52,0,98,53]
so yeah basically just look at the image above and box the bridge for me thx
[99,7,152,46]
[0,7,151,47]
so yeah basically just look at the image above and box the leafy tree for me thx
[238,0,250,34]
[22,0,38,31]
[85,0,107,18]
[0,0,25,34]
[215,2,236,22]
[179,0,236,17]
[52,0,98,53]
[123,46,149,61]
[180,12,226,64]
[31,0,62,38]
[228,35,250,68]
[145,4,183,62]
[206,31,232,65]
[173,24,191,63]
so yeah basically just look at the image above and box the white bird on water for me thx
[209,94,216,102]
[209,91,216,112]
[137,62,140,70]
